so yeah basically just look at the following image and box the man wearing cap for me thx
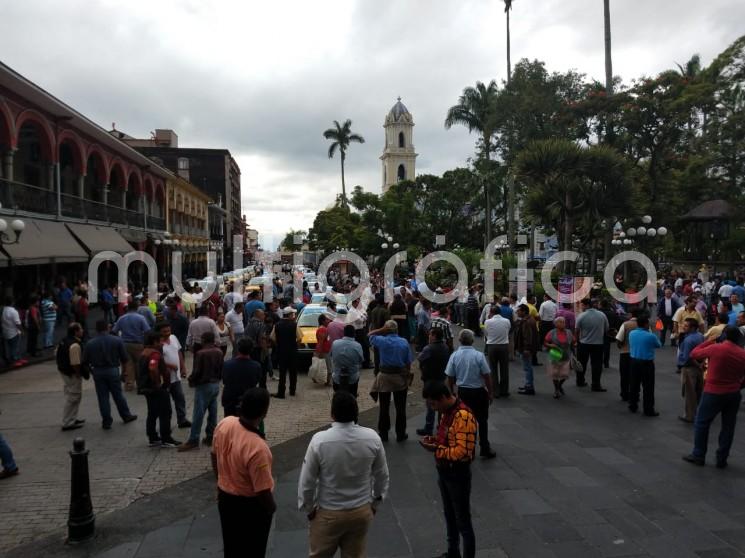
[270,306,302,399]
[369,320,413,442]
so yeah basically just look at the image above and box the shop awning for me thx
[117,228,148,244]
[2,218,88,266]
[66,223,134,256]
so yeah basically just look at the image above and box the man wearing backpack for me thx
[57,323,87,431]
[138,330,181,448]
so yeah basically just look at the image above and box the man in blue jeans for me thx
[0,432,18,479]
[83,320,138,429]
[179,331,224,451]
[683,327,745,468]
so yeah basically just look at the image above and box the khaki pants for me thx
[309,504,374,558]
[681,364,703,421]
[123,342,144,389]
[61,373,82,427]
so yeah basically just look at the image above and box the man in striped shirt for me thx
[420,381,477,558]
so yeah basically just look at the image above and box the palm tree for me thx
[505,0,514,83]
[445,81,500,248]
[323,119,365,205]
[675,53,702,78]
[604,0,613,94]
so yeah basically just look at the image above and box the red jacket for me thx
[691,340,745,394]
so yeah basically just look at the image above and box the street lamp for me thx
[0,216,25,245]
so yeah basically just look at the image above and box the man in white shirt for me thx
[158,323,191,428]
[1,298,23,365]
[484,306,512,397]
[298,392,389,558]
[346,298,371,368]
[223,287,243,313]
[538,294,558,348]
[224,302,245,355]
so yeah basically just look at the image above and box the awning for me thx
[66,223,134,256]
[2,218,89,266]
[117,228,148,244]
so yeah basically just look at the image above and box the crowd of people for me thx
[1,265,745,558]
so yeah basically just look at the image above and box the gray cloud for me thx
[2,0,743,248]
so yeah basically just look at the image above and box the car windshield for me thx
[298,310,325,327]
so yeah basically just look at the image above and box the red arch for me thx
[85,145,110,183]
[0,98,14,151]
[15,109,56,162]
[143,176,155,200]
[127,168,143,196]
[109,158,127,189]
[57,129,86,175]
[154,181,165,202]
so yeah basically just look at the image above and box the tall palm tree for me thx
[505,0,514,83]
[323,119,365,205]
[675,53,702,78]
[604,0,613,94]
[445,81,500,248]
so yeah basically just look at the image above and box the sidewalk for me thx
[5,343,745,558]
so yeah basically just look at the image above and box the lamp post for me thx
[0,210,26,296]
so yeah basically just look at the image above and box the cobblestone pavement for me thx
[0,357,396,553]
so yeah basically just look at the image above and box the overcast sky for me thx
[2,0,743,249]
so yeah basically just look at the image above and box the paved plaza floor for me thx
[3,341,745,558]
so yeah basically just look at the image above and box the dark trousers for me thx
[168,380,188,424]
[277,354,297,396]
[539,321,553,347]
[602,337,611,368]
[144,389,172,442]
[458,387,491,452]
[618,353,631,400]
[92,367,133,426]
[423,400,440,433]
[218,489,273,558]
[577,343,604,387]
[373,346,380,374]
[692,391,742,463]
[355,329,371,367]
[487,344,510,395]
[466,309,480,336]
[629,358,655,414]
[659,316,675,346]
[378,389,407,437]
[333,380,359,397]
[437,463,475,558]
[27,325,39,356]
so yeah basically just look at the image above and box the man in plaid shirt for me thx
[420,381,477,558]
[430,305,454,352]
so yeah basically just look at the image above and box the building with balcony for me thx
[166,174,211,279]
[109,128,242,273]
[0,62,171,294]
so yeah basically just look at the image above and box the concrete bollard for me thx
[67,437,95,543]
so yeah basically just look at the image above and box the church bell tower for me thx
[381,97,417,193]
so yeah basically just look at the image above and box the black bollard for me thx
[67,437,95,543]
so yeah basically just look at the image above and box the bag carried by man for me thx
[309,356,327,384]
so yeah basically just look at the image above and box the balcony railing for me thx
[0,179,166,231]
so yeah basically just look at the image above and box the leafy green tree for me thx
[279,230,307,251]
[323,119,365,205]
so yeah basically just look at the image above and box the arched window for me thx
[397,164,405,181]
[398,132,405,148]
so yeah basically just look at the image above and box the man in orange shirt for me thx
[420,381,478,558]
[212,388,276,558]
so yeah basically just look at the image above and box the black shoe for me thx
[620,395,629,401]
[178,420,192,428]
[102,423,112,430]
[379,432,388,442]
[678,416,693,424]
[716,460,728,469]
[161,439,182,448]
[591,386,607,393]
[202,436,213,447]
[643,411,660,417]
[272,393,285,399]
[61,423,84,431]
[416,428,432,436]
[123,415,138,424]
[290,391,296,396]
[629,405,638,413]
[480,449,497,459]
[553,391,561,399]
[576,381,588,387]
[148,439,162,447]
[396,433,409,442]
[74,419,86,425]
[533,362,542,366]
[682,454,705,466]
[517,386,536,395]
[500,392,510,398]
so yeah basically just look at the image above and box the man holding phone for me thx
[420,381,478,558]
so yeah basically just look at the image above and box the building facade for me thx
[166,175,211,279]
[110,129,242,273]
[0,62,169,295]
[380,98,417,193]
